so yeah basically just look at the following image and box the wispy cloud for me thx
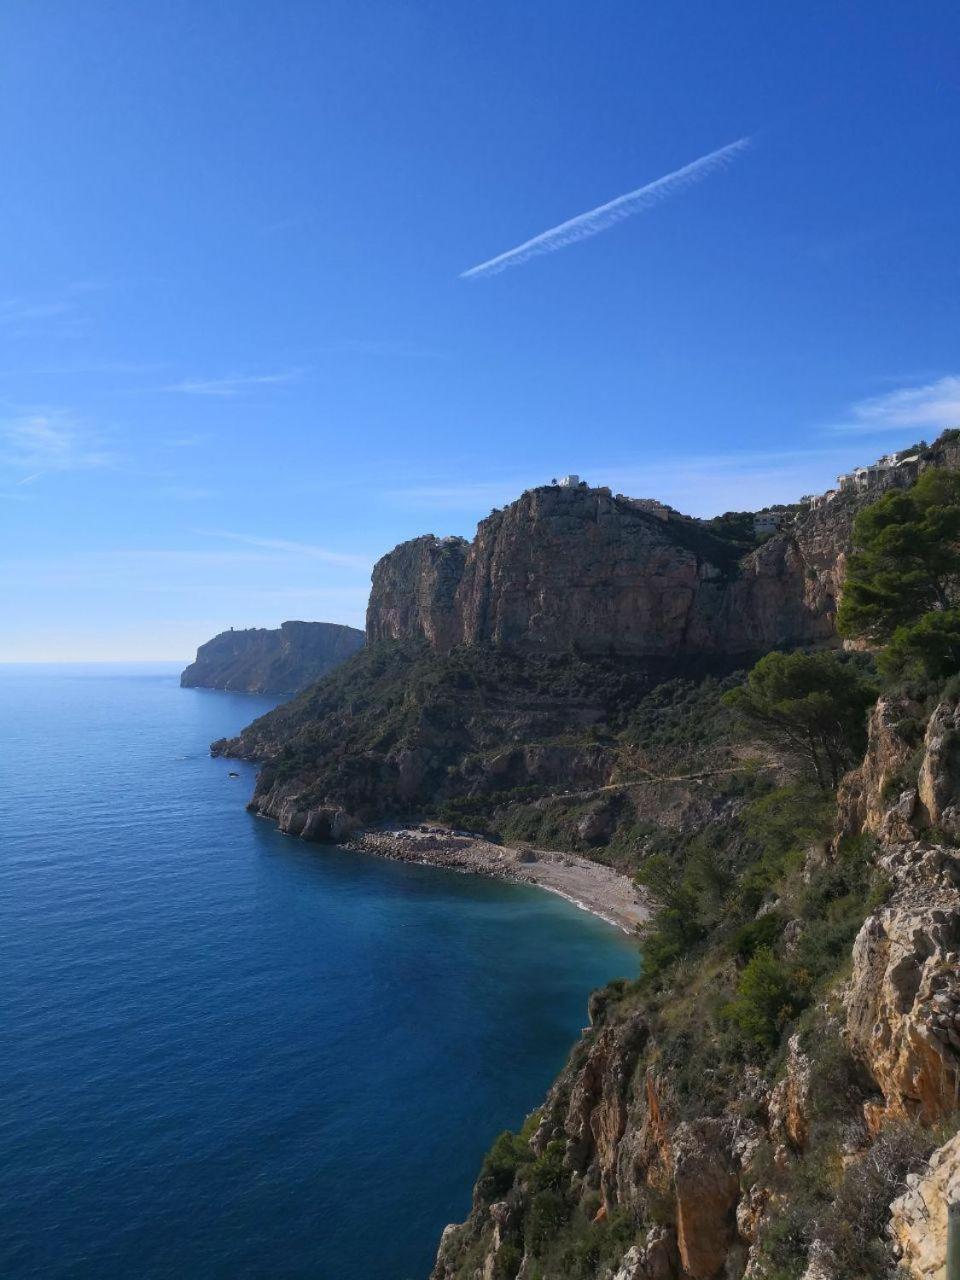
[460,136,752,280]
[195,529,372,571]
[0,412,114,479]
[834,375,960,433]
[161,371,304,397]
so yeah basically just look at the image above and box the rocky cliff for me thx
[367,488,834,657]
[211,436,960,1279]
[430,694,960,1280]
[180,620,364,695]
[367,434,960,660]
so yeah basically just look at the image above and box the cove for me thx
[0,663,637,1280]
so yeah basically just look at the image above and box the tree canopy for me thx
[723,650,876,789]
[837,468,960,644]
[877,607,960,683]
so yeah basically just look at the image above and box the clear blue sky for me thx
[2,0,959,659]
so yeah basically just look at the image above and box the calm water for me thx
[0,663,636,1280]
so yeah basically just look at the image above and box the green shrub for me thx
[722,947,807,1050]
[730,912,784,961]
[477,1130,532,1203]
[879,608,960,682]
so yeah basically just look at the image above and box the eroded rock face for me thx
[845,844,960,1128]
[612,1227,679,1280]
[366,486,836,658]
[888,1129,960,1279]
[835,697,920,843]
[366,535,468,649]
[918,699,960,838]
[671,1119,741,1280]
[558,1017,649,1204]
[767,1033,812,1153]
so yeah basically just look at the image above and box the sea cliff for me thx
[181,619,364,695]
[214,431,960,1278]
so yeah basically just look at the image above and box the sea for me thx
[0,662,637,1280]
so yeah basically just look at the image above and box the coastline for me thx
[345,825,650,934]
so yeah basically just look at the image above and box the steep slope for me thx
[431,692,960,1280]
[213,641,749,843]
[212,436,960,1278]
[180,619,364,695]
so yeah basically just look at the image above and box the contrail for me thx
[460,136,752,280]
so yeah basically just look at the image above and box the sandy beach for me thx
[347,825,650,934]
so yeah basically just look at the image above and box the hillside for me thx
[180,619,364,695]
[431,688,960,1280]
[214,433,960,1278]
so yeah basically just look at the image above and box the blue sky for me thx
[2,1,959,659]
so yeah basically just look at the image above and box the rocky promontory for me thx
[181,619,364,695]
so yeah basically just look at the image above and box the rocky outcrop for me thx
[845,843,960,1130]
[918,699,960,838]
[366,434,960,662]
[835,697,921,842]
[767,1032,812,1153]
[838,694,960,848]
[889,1129,960,1279]
[612,1228,679,1280]
[181,620,364,695]
[366,535,469,649]
[367,486,835,658]
[671,1119,741,1279]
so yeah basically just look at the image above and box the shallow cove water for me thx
[0,663,636,1280]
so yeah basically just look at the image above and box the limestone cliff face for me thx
[889,1130,960,1279]
[368,434,960,661]
[834,696,960,1131]
[180,620,364,695]
[368,487,835,658]
[845,842,960,1131]
[366,535,468,650]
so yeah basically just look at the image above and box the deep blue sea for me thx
[0,663,636,1280]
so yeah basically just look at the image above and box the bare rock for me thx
[612,1227,679,1280]
[366,485,836,658]
[845,846,960,1127]
[671,1118,740,1279]
[918,698,960,837]
[835,697,920,842]
[888,1129,960,1278]
[767,1033,812,1151]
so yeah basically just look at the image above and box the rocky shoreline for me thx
[345,825,650,934]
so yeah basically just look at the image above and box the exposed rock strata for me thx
[181,620,364,694]
[368,436,960,662]
[367,487,836,657]
[845,842,960,1130]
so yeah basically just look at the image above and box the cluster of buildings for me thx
[545,441,930,539]
[803,447,923,511]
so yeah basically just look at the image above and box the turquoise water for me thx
[0,663,636,1279]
